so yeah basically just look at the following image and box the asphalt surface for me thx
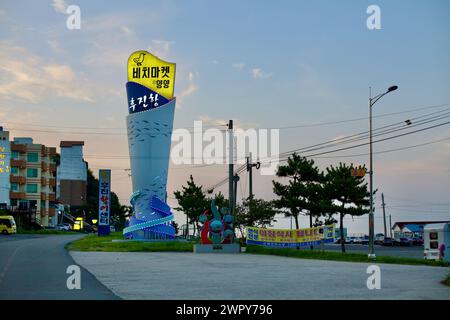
[307,243,424,259]
[0,234,119,300]
[71,251,450,300]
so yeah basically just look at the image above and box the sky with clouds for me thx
[0,0,449,234]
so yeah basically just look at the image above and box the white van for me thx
[423,223,450,262]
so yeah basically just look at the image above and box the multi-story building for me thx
[57,141,87,208]
[9,137,58,227]
[0,127,11,207]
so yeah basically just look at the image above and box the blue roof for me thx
[404,224,424,233]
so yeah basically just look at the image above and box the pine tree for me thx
[272,153,323,230]
[325,163,371,253]
[173,175,209,237]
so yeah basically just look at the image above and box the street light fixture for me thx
[368,85,398,259]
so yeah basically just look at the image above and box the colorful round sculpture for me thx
[200,200,234,245]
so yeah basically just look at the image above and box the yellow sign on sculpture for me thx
[127,50,176,99]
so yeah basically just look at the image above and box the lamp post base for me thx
[368,253,376,260]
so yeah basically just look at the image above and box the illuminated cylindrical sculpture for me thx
[122,51,176,240]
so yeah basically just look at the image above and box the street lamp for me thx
[368,85,398,259]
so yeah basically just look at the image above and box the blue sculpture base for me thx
[98,225,110,236]
[193,243,241,254]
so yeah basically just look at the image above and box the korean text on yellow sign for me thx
[127,50,176,99]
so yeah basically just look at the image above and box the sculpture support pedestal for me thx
[193,243,241,254]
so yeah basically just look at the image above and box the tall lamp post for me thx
[368,85,398,259]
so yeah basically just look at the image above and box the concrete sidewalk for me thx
[70,251,450,300]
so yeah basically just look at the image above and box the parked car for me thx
[62,223,73,230]
[361,235,369,245]
[353,236,368,244]
[346,236,358,244]
[396,237,413,246]
[0,215,17,235]
[381,237,394,246]
[375,233,385,245]
[412,237,424,246]
[55,224,70,231]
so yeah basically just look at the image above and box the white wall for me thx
[58,145,87,181]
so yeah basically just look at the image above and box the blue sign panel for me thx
[126,81,171,114]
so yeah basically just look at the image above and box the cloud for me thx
[121,26,133,36]
[0,41,92,103]
[251,68,272,79]
[232,63,245,70]
[47,39,63,53]
[52,0,67,13]
[148,40,175,59]
[177,71,199,108]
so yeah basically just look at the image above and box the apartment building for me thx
[9,137,58,227]
[0,127,10,206]
[57,141,87,207]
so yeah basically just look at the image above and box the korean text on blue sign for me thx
[98,169,111,226]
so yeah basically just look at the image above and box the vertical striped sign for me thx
[98,169,111,236]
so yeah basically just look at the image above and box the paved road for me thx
[0,234,119,299]
[307,243,424,259]
[71,251,450,300]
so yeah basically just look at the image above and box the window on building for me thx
[27,152,39,163]
[11,167,19,174]
[11,151,19,159]
[26,184,38,193]
[26,168,38,178]
[10,183,19,191]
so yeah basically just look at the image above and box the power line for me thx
[384,195,450,206]
[312,137,450,159]
[278,110,450,157]
[276,120,450,161]
[205,119,450,192]
[3,102,449,134]
[269,102,450,130]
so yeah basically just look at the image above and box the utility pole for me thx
[381,193,387,237]
[389,214,392,238]
[233,174,240,216]
[246,152,260,200]
[228,120,234,215]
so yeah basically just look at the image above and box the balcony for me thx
[41,177,47,186]
[11,143,27,153]
[48,178,56,187]
[40,208,47,217]
[49,164,56,172]
[41,162,48,171]
[11,159,26,169]
[10,175,26,184]
[49,208,55,217]
[41,192,47,201]
[10,191,25,199]
[41,145,47,157]
[48,193,56,202]
[48,147,57,156]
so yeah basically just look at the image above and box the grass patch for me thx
[245,245,449,267]
[441,274,450,286]
[17,229,77,235]
[66,231,195,252]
